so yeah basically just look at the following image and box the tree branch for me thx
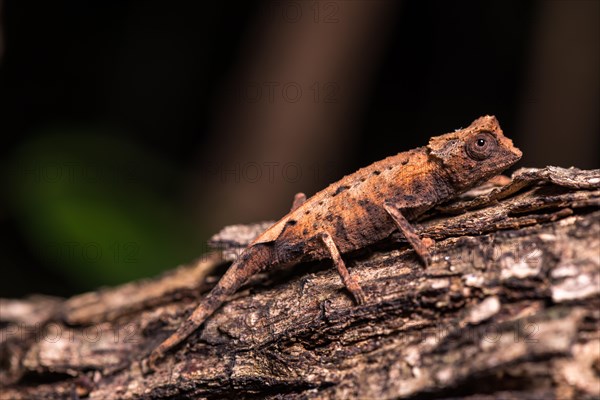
[1,167,599,399]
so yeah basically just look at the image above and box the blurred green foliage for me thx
[5,126,204,291]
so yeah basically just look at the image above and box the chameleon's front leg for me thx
[319,232,366,304]
[383,202,432,267]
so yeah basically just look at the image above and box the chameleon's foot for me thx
[346,276,367,305]
[383,202,432,268]
[338,264,367,305]
[419,237,435,267]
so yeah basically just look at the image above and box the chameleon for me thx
[147,115,522,368]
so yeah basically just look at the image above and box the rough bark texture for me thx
[1,167,599,400]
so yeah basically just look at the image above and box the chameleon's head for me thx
[427,115,522,190]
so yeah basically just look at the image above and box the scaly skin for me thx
[147,115,522,368]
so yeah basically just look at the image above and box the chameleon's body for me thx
[148,115,521,367]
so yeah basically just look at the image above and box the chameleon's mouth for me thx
[511,146,523,160]
[497,148,522,170]
[497,134,522,164]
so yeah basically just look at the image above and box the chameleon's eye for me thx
[466,131,497,160]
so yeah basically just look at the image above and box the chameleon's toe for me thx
[343,274,367,305]
[354,288,367,305]
[416,238,434,267]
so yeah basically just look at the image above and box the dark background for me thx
[1,0,598,298]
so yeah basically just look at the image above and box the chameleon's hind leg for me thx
[290,192,307,211]
[383,202,432,267]
[319,232,366,305]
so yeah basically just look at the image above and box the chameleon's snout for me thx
[499,144,522,171]
[510,144,523,161]
[496,131,522,166]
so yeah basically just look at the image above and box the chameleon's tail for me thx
[147,244,271,368]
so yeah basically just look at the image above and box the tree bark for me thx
[1,167,599,400]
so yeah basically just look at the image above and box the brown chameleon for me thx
[147,115,521,367]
